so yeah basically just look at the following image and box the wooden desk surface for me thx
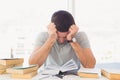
[1,63,120,80]
[0,73,108,80]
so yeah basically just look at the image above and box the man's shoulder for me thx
[76,31,87,37]
[37,32,48,37]
[75,31,88,41]
[38,32,48,35]
[75,31,90,48]
[36,32,48,41]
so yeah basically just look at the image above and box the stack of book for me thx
[0,58,24,74]
[7,64,38,79]
[77,68,101,78]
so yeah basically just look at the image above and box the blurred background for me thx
[0,0,120,65]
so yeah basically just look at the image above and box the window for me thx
[1,0,119,64]
[0,0,72,64]
[75,0,120,63]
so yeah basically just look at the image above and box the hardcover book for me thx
[77,68,101,78]
[7,64,38,74]
[0,58,24,66]
[102,68,120,80]
[11,71,37,79]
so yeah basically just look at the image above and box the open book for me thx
[42,59,78,75]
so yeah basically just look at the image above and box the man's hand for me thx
[67,25,79,41]
[47,23,57,42]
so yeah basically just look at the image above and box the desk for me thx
[0,74,108,80]
[1,63,120,80]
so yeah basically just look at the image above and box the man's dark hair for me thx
[51,10,75,32]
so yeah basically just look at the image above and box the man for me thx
[29,10,96,70]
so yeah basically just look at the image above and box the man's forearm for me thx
[29,37,55,67]
[70,42,96,68]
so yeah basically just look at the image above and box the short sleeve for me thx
[34,32,48,47]
[75,32,90,48]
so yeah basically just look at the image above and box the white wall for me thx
[0,0,68,62]
[75,0,120,63]
[0,0,120,64]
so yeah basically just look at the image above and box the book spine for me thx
[7,66,38,74]
[11,71,37,79]
[0,69,6,74]
[0,58,24,65]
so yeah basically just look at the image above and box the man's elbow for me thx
[29,56,38,65]
[89,59,96,68]
[29,58,35,65]
[92,58,96,67]
[29,58,43,68]
[89,61,96,68]
[84,59,96,68]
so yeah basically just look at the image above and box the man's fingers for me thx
[67,34,72,40]
[48,23,56,28]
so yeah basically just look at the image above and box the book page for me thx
[12,64,38,69]
[41,69,60,75]
[42,59,78,75]
[61,59,78,72]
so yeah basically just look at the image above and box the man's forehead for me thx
[57,31,69,34]
[57,31,68,35]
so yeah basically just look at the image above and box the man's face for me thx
[57,31,69,44]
